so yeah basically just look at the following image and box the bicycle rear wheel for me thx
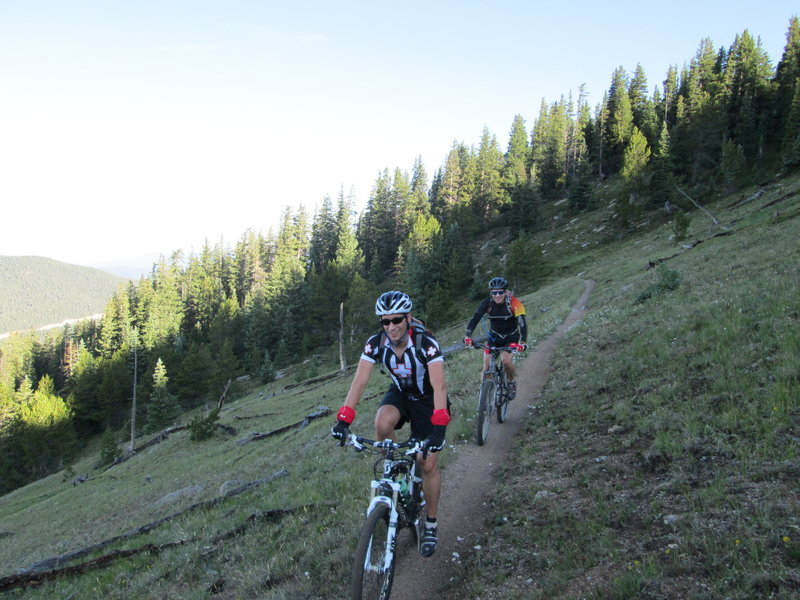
[477,379,494,445]
[351,503,395,600]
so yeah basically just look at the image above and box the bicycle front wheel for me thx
[351,503,395,600]
[477,379,494,445]
[496,381,509,423]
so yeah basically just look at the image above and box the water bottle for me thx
[399,478,411,505]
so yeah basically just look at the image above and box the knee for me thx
[419,457,439,477]
[374,412,397,438]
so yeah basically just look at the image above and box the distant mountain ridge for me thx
[0,256,127,335]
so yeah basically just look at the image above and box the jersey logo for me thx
[426,346,438,357]
[364,342,374,355]
[391,362,413,377]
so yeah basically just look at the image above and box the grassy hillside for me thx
[0,256,126,334]
[0,176,797,599]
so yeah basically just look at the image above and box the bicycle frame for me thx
[473,343,516,384]
[347,434,426,598]
[470,343,517,445]
[354,436,423,522]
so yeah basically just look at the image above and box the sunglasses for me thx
[490,290,506,296]
[380,316,407,326]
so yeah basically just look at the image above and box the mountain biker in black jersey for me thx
[331,291,450,558]
[463,277,528,399]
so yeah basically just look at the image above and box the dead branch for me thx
[217,378,232,411]
[18,469,289,576]
[645,230,734,268]
[103,425,188,471]
[759,190,798,210]
[283,370,350,390]
[727,188,766,209]
[233,412,279,421]
[237,408,331,443]
[216,423,237,435]
[0,499,325,593]
[0,541,189,592]
[674,184,729,230]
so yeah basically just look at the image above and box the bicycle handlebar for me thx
[469,342,520,352]
[345,433,426,455]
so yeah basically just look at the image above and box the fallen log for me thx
[237,407,331,443]
[727,188,766,209]
[0,498,325,593]
[675,184,729,230]
[103,425,188,471]
[17,469,289,575]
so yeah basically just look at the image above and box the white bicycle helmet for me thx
[375,291,413,315]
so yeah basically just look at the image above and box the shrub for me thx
[189,407,220,441]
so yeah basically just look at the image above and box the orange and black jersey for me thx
[360,330,444,397]
[465,295,527,341]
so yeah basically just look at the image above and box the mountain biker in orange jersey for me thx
[331,291,450,558]
[463,277,528,399]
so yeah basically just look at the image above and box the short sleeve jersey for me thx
[360,330,444,397]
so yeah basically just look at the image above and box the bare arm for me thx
[427,360,448,412]
[343,358,374,410]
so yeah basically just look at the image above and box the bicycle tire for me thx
[496,383,509,423]
[351,503,395,600]
[477,379,494,445]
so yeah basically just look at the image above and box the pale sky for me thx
[1,1,796,269]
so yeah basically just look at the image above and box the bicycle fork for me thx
[365,481,400,573]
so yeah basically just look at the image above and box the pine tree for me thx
[502,115,530,192]
[539,98,569,198]
[719,139,746,193]
[781,82,800,169]
[528,99,550,187]
[592,92,610,178]
[607,66,635,173]
[357,170,396,278]
[409,157,431,217]
[309,194,338,272]
[145,358,178,433]
[775,18,800,162]
[629,64,656,143]
[650,121,676,206]
[208,340,240,401]
[725,30,774,164]
[566,87,591,187]
[472,127,506,221]
[98,426,122,468]
[183,241,226,343]
[618,126,652,224]
[97,286,132,359]
[173,342,212,404]
[139,256,184,351]
[257,348,276,384]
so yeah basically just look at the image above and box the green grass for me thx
[447,175,800,600]
[1,176,798,598]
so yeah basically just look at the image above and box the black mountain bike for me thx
[471,343,518,445]
[345,433,427,600]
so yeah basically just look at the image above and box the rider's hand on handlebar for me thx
[463,336,473,347]
[509,342,527,352]
[331,421,351,445]
[425,425,446,452]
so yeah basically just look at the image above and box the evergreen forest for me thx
[0,256,125,335]
[1,19,799,495]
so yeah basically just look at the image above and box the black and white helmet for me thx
[375,291,413,315]
[488,276,508,290]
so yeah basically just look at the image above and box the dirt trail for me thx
[390,280,595,600]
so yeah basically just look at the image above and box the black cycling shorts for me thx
[489,330,520,348]
[380,386,435,441]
